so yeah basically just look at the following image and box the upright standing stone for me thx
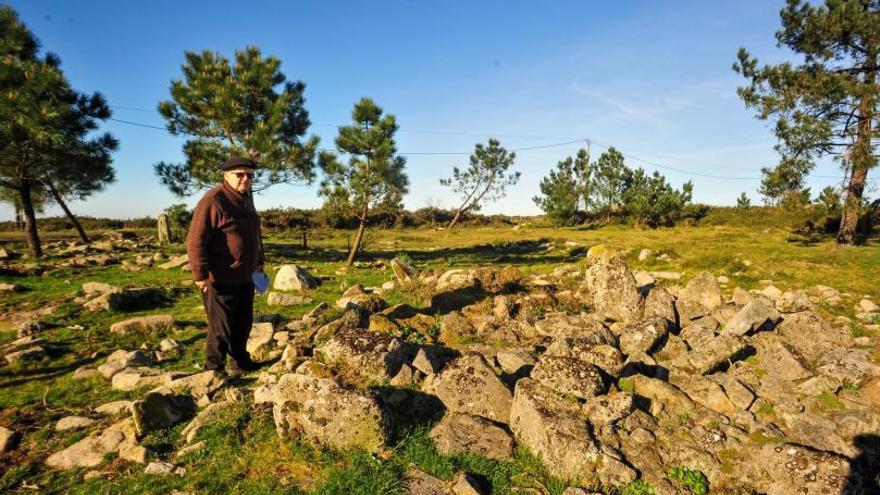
[157,213,171,244]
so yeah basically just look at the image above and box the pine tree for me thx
[318,98,408,268]
[154,46,319,196]
[572,148,593,214]
[440,139,520,229]
[0,6,117,257]
[757,156,813,208]
[533,157,579,225]
[734,0,879,244]
[736,192,752,208]
[590,147,632,222]
[816,185,843,216]
[622,169,694,227]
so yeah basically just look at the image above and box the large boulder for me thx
[429,413,515,461]
[531,356,607,400]
[582,248,644,324]
[675,271,723,323]
[671,334,750,375]
[55,416,96,432]
[158,370,226,398]
[543,339,624,378]
[618,317,669,356]
[0,427,19,454]
[776,311,850,363]
[436,269,478,291]
[509,378,601,481]
[257,373,389,453]
[45,419,138,469]
[742,443,860,495]
[644,286,678,326]
[273,264,318,292]
[110,367,167,391]
[628,375,694,416]
[315,327,409,382]
[130,391,197,436]
[98,349,152,378]
[581,392,633,426]
[158,254,188,270]
[723,300,781,336]
[748,333,813,382]
[533,313,615,342]
[266,292,313,306]
[83,287,165,312]
[110,315,174,334]
[246,322,275,359]
[3,345,46,364]
[402,469,448,495]
[429,354,512,424]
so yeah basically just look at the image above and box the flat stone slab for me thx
[430,413,515,461]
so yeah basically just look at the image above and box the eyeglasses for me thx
[231,172,254,180]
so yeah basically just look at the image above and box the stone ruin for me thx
[248,247,880,494]
[17,244,880,494]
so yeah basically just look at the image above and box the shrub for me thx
[667,467,709,495]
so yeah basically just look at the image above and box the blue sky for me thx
[5,0,867,220]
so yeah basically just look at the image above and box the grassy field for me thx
[0,221,878,494]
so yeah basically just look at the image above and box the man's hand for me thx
[195,280,209,292]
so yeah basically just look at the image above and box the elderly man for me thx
[187,156,265,374]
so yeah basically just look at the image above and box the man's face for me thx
[223,166,254,193]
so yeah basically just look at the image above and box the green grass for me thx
[816,392,846,411]
[1,221,878,493]
[619,479,656,495]
[394,427,570,495]
[667,467,709,495]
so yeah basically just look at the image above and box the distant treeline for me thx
[2,203,874,236]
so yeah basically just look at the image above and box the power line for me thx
[589,139,758,180]
[105,116,875,182]
[107,117,583,155]
[589,139,878,182]
[108,118,166,130]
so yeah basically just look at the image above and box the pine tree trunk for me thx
[47,181,89,244]
[346,217,367,268]
[837,164,869,245]
[836,44,876,246]
[19,180,42,258]
[447,207,464,229]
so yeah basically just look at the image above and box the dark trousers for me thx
[201,281,255,370]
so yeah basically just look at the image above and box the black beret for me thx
[222,156,257,171]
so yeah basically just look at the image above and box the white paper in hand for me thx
[252,271,269,294]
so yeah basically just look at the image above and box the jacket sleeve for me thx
[257,214,266,267]
[186,196,217,281]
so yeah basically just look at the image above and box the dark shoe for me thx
[202,363,224,373]
[233,358,262,372]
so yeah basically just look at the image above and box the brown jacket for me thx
[186,181,264,284]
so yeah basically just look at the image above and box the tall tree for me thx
[734,0,879,245]
[155,46,319,196]
[533,148,591,225]
[533,157,579,225]
[622,169,694,227]
[440,139,520,229]
[573,147,593,214]
[0,6,117,257]
[758,155,813,207]
[318,98,408,268]
[590,147,632,222]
